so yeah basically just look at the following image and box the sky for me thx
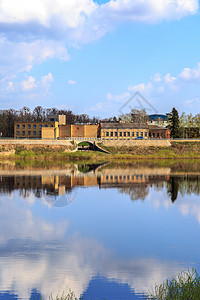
[0,0,200,118]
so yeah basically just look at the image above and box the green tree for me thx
[186,113,194,139]
[179,112,187,138]
[194,113,200,138]
[168,107,180,138]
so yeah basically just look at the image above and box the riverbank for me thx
[1,140,200,161]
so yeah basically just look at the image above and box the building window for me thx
[39,131,41,135]
[28,124,31,129]
[33,131,36,135]
[106,132,109,137]
[28,131,31,135]
[45,125,48,127]
[17,124,19,129]
[153,133,155,138]
[136,131,139,137]
[119,132,122,137]
[141,132,143,137]
[127,132,130,137]
[51,125,54,127]
[115,132,118,137]
[110,132,113,137]
[132,132,135,137]
[157,133,159,137]
[22,131,25,135]
[16,131,19,135]
[145,132,147,137]
[40,125,42,128]
[124,132,126,137]
[22,125,25,129]
[33,124,36,129]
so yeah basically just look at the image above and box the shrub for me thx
[148,269,200,300]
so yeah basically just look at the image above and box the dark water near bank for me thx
[0,161,200,299]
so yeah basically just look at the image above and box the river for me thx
[0,161,199,299]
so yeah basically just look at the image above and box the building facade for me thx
[100,122,149,139]
[14,121,58,139]
[14,115,66,139]
[59,124,99,139]
[148,125,171,139]
[148,114,168,127]
[14,116,170,140]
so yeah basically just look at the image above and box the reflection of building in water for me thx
[1,169,200,203]
[9,169,170,200]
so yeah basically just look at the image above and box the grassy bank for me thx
[148,269,200,300]
[1,141,200,162]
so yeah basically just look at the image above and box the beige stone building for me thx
[59,124,99,139]
[14,115,66,139]
[14,121,59,139]
[14,116,151,140]
[100,122,149,139]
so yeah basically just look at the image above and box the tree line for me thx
[0,106,100,137]
[168,107,200,138]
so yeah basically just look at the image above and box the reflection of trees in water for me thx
[176,176,200,196]
[1,174,200,204]
[0,176,14,194]
[119,184,149,201]
[119,176,200,203]
[167,175,200,203]
[167,177,179,203]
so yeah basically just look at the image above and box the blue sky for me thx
[0,0,200,118]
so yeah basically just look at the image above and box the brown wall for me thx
[84,125,98,138]
[149,128,171,139]
[59,124,98,138]
[59,125,71,138]
[42,127,59,139]
[71,125,85,137]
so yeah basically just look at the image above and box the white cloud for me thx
[0,36,70,78]
[0,0,197,45]
[68,79,77,85]
[107,91,130,102]
[101,62,200,115]
[179,63,200,81]
[19,72,54,100]
[22,76,37,90]
[128,82,153,93]
[7,81,14,91]
[41,72,54,92]
[0,235,187,300]
[0,0,198,108]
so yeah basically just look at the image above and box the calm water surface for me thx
[0,162,200,299]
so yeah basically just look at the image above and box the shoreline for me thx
[0,140,200,162]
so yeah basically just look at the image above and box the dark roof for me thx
[148,125,168,130]
[100,122,149,129]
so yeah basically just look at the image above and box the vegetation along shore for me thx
[1,140,200,161]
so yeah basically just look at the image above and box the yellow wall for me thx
[14,122,56,138]
[42,125,59,139]
[58,124,98,138]
[101,128,149,139]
